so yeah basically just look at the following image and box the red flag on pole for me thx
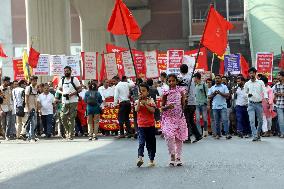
[28,47,40,68]
[240,55,249,78]
[278,46,284,70]
[0,44,8,58]
[107,0,142,41]
[100,54,107,82]
[201,5,234,56]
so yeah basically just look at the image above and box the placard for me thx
[50,55,65,76]
[167,50,184,75]
[82,52,98,80]
[133,50,146,78]
[65,55,81,76]
[256,52,273,82]
[121,50,136,78]
[13,58,25,80]
[224,54,241,75]
[33,54,50,76]
[104,52,118,80]
[157,52,167,73]
[145,50,159,78]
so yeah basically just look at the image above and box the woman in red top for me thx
[135,83,156,167]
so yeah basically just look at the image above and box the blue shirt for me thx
[208,84,229,110]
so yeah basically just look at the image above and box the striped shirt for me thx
[273,83,284,108]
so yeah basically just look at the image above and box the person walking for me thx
[114,76,135,138]
[274,71,284,138]
[208,75,232,140]
[194,72,209,137]
[244,67,268,142]
[135,83,156,167]
[84,82,103,141]
[161,74,188,166]
[37,83,55,138]
[58,66,82,140]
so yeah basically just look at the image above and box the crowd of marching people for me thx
[1,64,284,165]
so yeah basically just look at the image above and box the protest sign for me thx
[224,54,241,75]
[13,58,25,80]
[167,50,184,75]
[133,50,146,78]
[145,50,159,78]
[104,52,118,80]
[256,52,273,82]
[33,54,50,76]
[82,52,98,80]
[65,55,81,77]
[121,50,136,78]
[50,55,65,76]
[157,52,167,73]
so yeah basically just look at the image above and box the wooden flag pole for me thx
[187,4,212,93]
[117,0,137,77]
[211,53,215,72]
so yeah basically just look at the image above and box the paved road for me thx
[1,136,284,189]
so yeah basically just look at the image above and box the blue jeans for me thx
[138,127,156,161]
[235,105,251,135]
[42,114,53,136]
[247,103,263,138]
[276,108,284,135]
[213,108,229,135]
[26,110,37,140]
[196,105,208,132]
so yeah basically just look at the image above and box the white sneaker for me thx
[30,139,36,143]
[203,131,208,137]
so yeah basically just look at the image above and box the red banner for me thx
[256,52,273,82]
[167,50,184,74]
[157,52,167,74]
[99,97,161,131]
[13,58,25,80]
[133,50,146,78]
[185,47,208,71]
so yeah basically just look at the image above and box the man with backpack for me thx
[194,72,209,137]
[58,66,82,140]
[25,76,39,142]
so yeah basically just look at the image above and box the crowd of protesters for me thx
[1,65,284,148]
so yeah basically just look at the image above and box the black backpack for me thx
[87,91,99,106]
[61,76,79,97]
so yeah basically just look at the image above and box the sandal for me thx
[169,161,175,167]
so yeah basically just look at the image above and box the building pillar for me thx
[0,0,13,80]
[25,0,71,55]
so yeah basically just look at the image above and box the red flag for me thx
[28,47,40,68]
[52,76,60,87]
[107,0,142,41]
[185,47,208,71]
[201,5,234,56]
[0,44,8,58]
[279,47,284,70]
[240,55,249,78]
[219,60,224,75]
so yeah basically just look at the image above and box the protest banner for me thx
[256,52,273,82]
[121,50,136,78]
[224,54,241,75]
[133,50,146,78]
[167,50,184,75]
[157,52,167,73]
[33,54,50,76]
[50,55,65,76]
[65,55,81,77]
[103,52,118,80]
[185,47,208,71]
[99,97,161,131]
[81,52,98,80]
[145,50,159,78]
[13,58,25,80]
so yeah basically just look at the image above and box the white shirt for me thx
[58,77,81,104]
[98,86,115,101]
[12,87,25,110]
[79,88,87,99]
[157,82,169,96]
[244,79,268,103]
[0,86,12,112]
[235,87,248,106]
[114,80,135,106]
[37,93,55,115]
